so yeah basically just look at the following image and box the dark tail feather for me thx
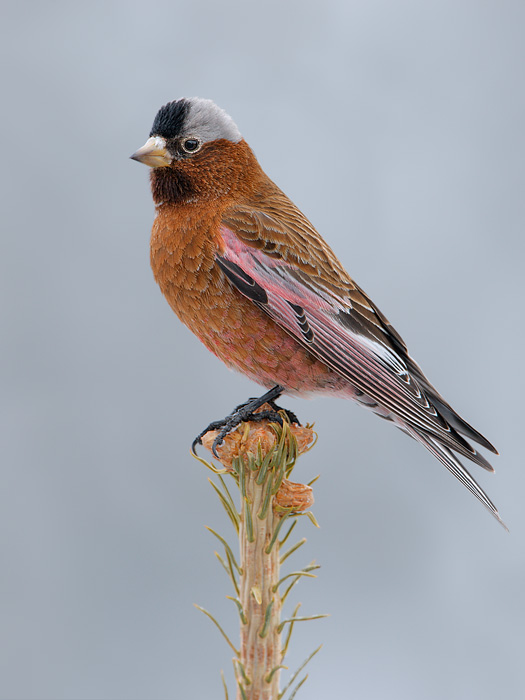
[430,395,498,455]
[407,425,507,530]
[403,356,498,455]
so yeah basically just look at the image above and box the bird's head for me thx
[131,97,254,205]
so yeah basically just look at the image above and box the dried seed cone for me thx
[274,479,314,511]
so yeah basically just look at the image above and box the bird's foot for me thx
[265,399,300,428]
[193,408,284,460]
[191,385,300,458]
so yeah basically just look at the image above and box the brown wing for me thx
[223,183,410,354]
[222,181,496,457]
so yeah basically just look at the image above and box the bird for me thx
[131,97,505,528]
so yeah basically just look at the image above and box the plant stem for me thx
[237,461,283,699]
[200,411,319,699]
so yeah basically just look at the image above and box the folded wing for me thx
[217,198,504,526]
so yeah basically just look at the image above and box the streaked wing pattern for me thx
[217,205,504,527]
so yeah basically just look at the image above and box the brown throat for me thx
[150,138,264,207]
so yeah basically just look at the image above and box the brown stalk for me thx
[201,408,316,699]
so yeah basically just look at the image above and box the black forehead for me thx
[150,100,190,138]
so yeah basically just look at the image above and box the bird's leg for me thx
[192,385,300,458]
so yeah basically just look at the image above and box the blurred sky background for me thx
[1,1,524,698]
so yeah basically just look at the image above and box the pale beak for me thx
[130,136,171,167]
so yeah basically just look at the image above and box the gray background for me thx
[1,1,524,698]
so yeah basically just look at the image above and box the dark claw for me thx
[191,419,228,456]
[191,384,302,458]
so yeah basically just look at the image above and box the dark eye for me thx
[181,138,202,153]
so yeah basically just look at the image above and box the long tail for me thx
[405,424,507,530]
